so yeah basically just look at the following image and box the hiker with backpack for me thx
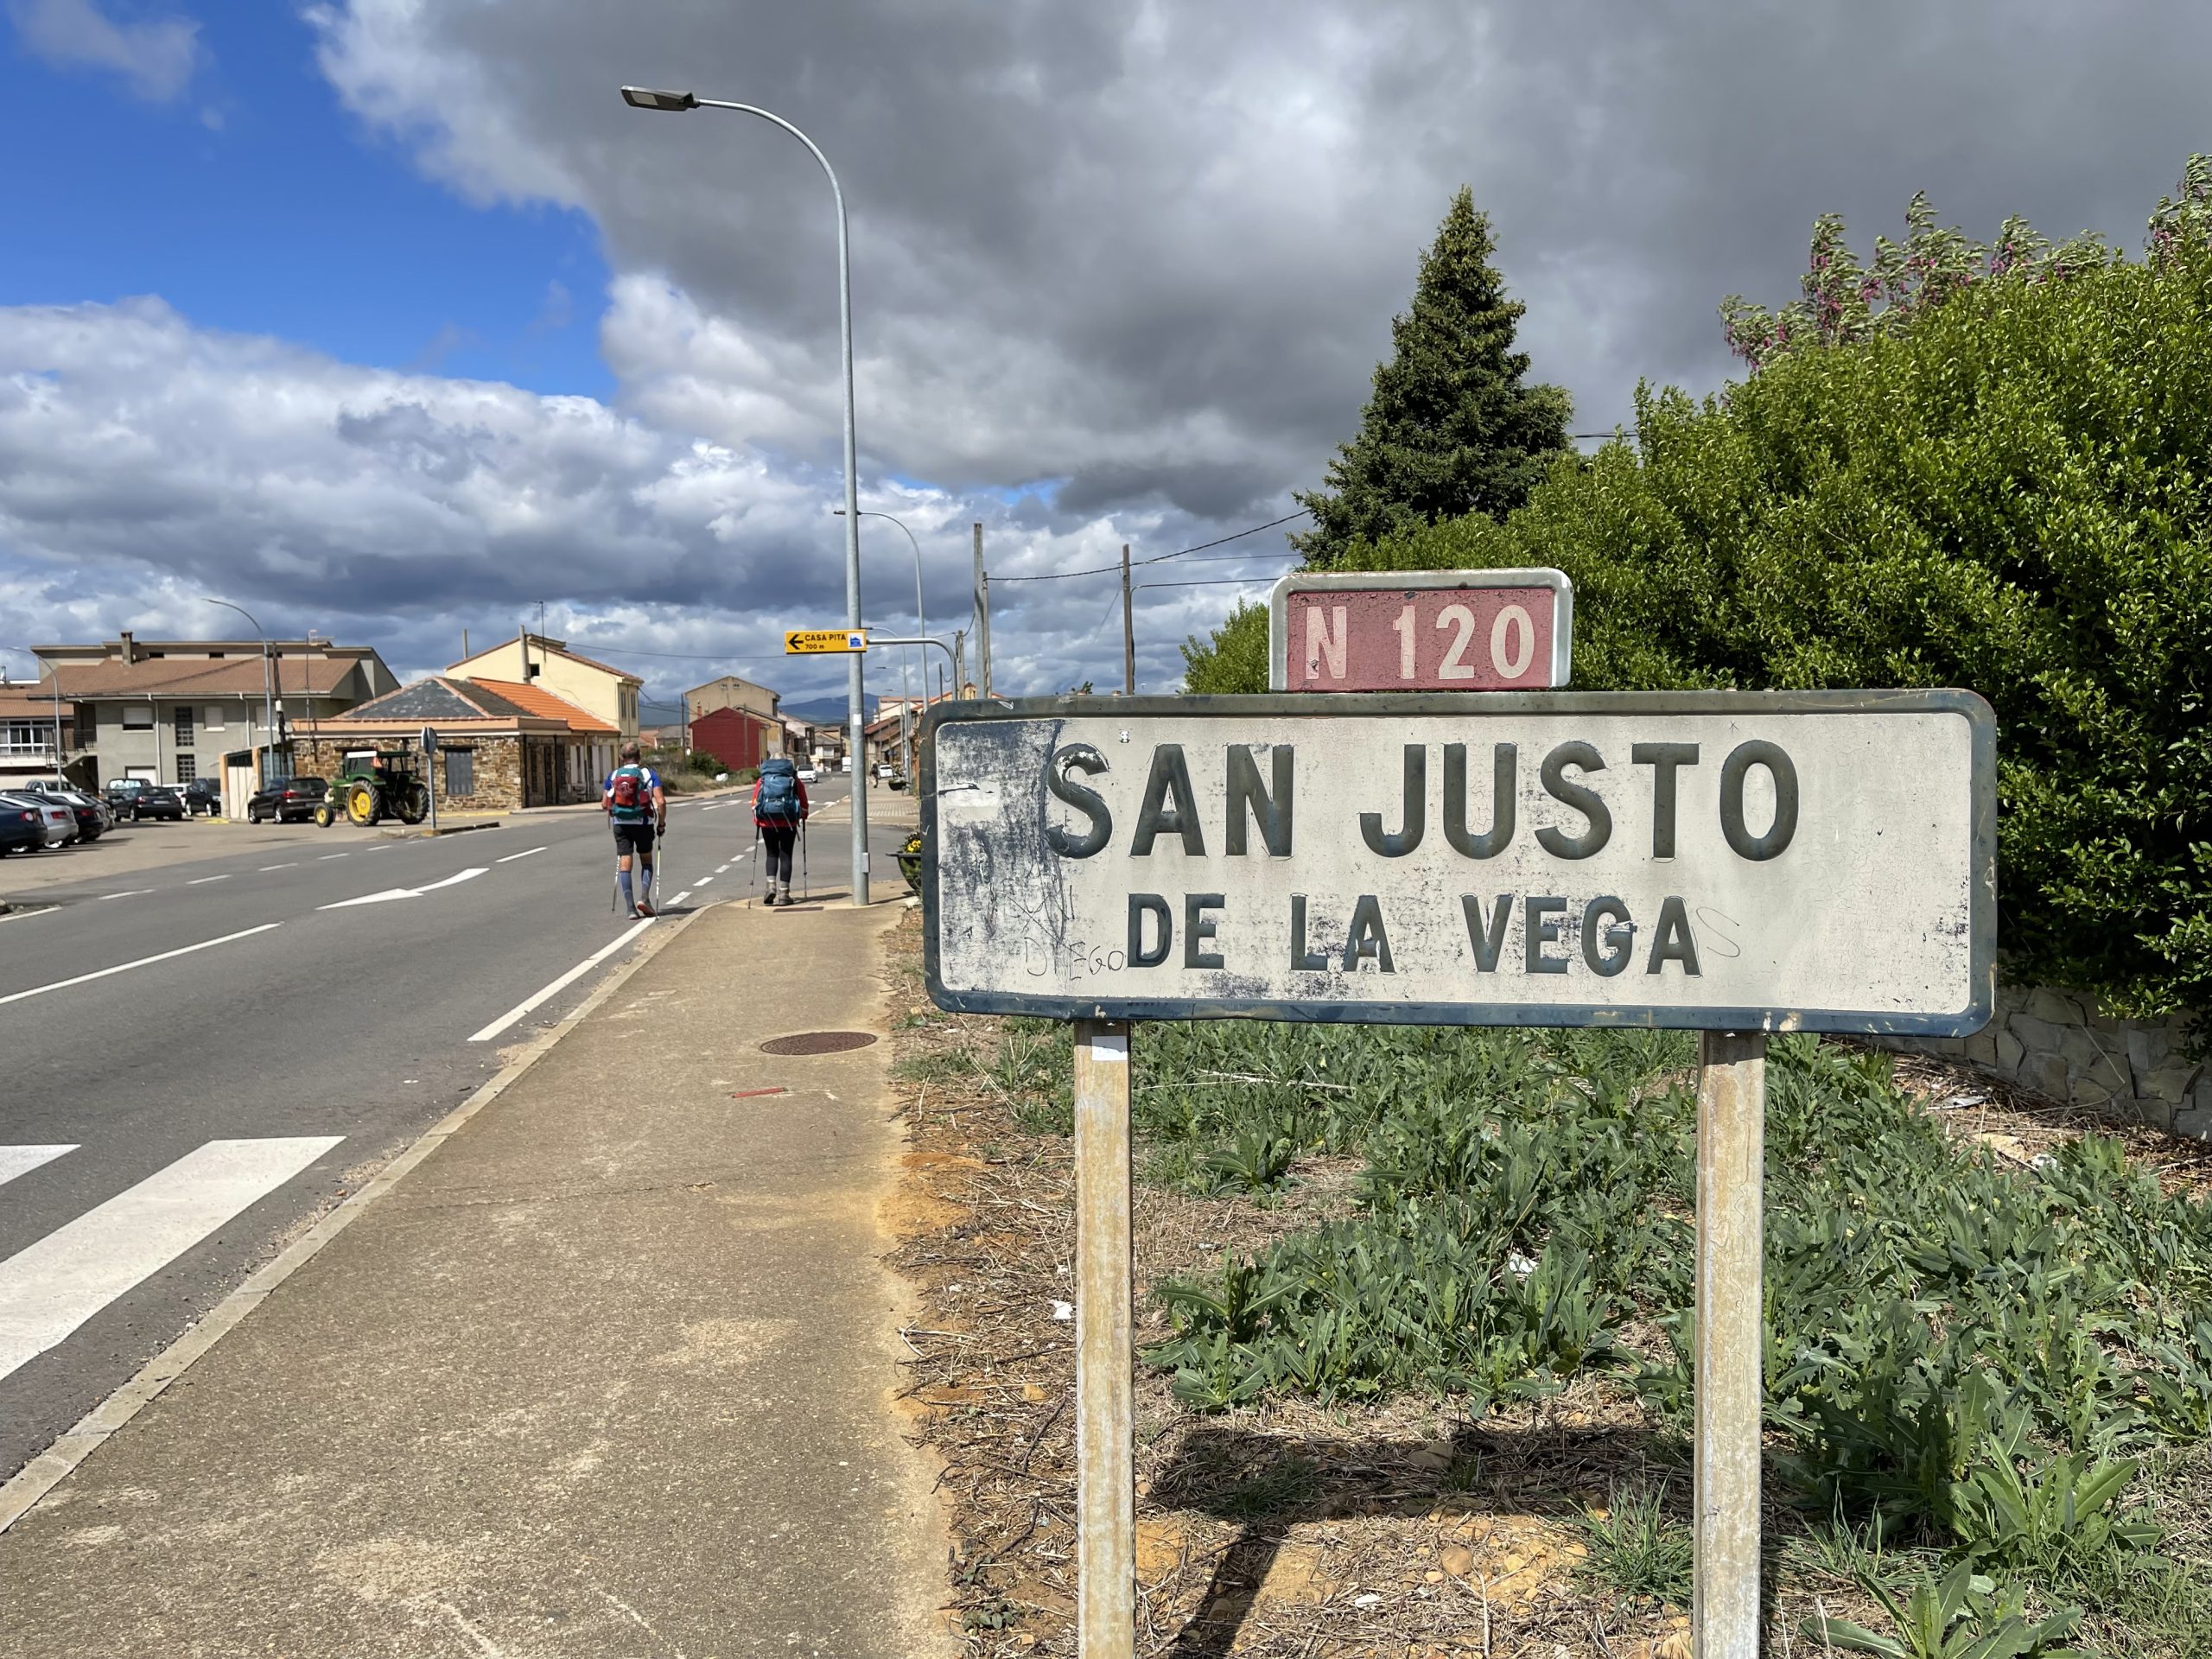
[753,755,809,906]
[602,740,667,918]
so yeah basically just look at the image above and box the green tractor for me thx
[314,751,429,828]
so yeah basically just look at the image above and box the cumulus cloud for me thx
[0,298,1241,703]
[307,0,2212,493]
[13,3,2212,705]
[9,0,200,102]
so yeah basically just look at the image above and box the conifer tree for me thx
[1293,189,1571,563]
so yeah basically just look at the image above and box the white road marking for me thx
[318,868,487,911]
[186,874,232,886]
[317,853,349,861]
[0,1147,75,1188]
[695,875,714,885]
[716,863,731,873]
[496,847,547,863]
[95,890,152,902]
[0,1136,342,1384]
[258,863,296,871]
[468,918,653,1044]
[669,892,692,906]
[0,924,283,1009]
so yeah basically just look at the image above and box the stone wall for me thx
[296,734,524,813]
[1873,982,2207,1140]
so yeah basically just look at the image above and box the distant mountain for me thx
[780,695,875,726]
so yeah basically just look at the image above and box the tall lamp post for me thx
[200,598,277,786]
[622,84,870,906]
[834,506,928,773]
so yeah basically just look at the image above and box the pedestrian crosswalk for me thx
[0,1137,341,1386]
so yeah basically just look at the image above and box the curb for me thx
[0,899,718,1537]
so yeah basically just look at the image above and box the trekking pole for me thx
[751,826,762,904]
[800,817,810,903]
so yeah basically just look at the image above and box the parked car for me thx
[0,798,49,856]
[103,779,149,817]
[181,779,224,817]
[796,765,819,784]
[245,777,327,823]
[22,785,107,842]
[127,785,186,823]
[0,791,75,847]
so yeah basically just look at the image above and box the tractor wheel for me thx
[314,803,334,829]
[346,781,380,826]
[393,784,428,825]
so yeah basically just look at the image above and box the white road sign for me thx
[923,691,1994,1033]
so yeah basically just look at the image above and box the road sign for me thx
[922,690,1993,1031]
[1268,569,1572,691]
[420,726,438,753]
[785,629,868,654]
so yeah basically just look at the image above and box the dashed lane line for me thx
[0,924,283,1009]
[317,854,349,861]
[496,847,547,863]
[258,863,296,871]
[95,890,153,902]
[186,874,232,886]
[467,918,653,1045]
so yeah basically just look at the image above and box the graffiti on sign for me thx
[923,690,1993,1032]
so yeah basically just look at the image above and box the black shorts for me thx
[613,821,657,856]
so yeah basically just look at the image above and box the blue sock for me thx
[618,868,634,909]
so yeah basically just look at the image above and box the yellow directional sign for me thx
[785,628,868,655]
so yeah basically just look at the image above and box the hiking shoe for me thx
[762,889,778,907]
[635,895,656,918]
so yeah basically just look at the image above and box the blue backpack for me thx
[757,758,801,823]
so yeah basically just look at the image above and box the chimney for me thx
[118,630,138,663]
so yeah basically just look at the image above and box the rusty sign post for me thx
[921,690,1994,1659]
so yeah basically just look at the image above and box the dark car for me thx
[245,777,327,823]
[23,785,107,842]
[129,786,186,823]
[103,779,147,814]
[180,779,224,817]
[0,798,47,856]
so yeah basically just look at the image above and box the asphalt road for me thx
[0,774,910,1482]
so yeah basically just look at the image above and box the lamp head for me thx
[620,86,698,112]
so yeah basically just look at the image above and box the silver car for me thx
[0,791,74,847]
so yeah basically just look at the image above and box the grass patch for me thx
[1572,1480,1692,1605]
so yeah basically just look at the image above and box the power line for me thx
[993,507,1312,584]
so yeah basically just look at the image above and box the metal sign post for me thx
[921,690,1994,1659]
[1072,1020,1135,1656]
[420,725,440,834]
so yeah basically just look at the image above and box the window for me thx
[174,706,194,745]
[174,755,197,783]
[122,704,153,731]
[204,705,225,731]
[443,747,474,797]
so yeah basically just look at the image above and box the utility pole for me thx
[1121,543,1135,696]
[973,522,991,697]
[953,627,967,695]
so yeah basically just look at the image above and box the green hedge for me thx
[1185,243,2212,1027]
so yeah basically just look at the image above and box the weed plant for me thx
[1059,1020,2212,1643]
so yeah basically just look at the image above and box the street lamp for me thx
[622,83,871,906]
[200,598,278,786]
[833,506,928,773]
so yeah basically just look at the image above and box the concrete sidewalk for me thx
[0,897,950,1658]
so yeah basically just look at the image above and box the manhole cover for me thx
[760,1030,879,1056]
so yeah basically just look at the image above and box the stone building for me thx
[300,677,615,813]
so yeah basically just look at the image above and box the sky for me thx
[3,1,2209,719]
